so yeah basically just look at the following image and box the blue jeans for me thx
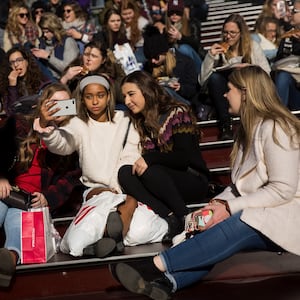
[160,212,282,291]
[164,86,191,105]
[0,201,22,263]
[177,44,202,74]
[275,71,300,110]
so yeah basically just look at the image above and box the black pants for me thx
[118,165,208,219]
[207,71,231,126]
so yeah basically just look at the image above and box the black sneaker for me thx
[116,263,173,300]
[0,248,16,288]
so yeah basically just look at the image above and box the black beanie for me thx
[143,25,169,59]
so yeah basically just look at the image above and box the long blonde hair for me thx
[152,49,176,78]
[6,4,34,43]
[39,12,66,44]
[229,65,300,165]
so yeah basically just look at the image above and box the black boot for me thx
[219,121,233,140]
[83,211,124,258]
[162,214,184,244]
[0,248,16,288]
[115,262,173,300]
[106,211,124,252]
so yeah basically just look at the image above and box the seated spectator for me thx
[165,0,203,74]
[0,46,51,116]
[4,2,39,52]
[147,0,167,26]
[256,0,292,34]
[61,0,97,54]
[30,0,47,28]
[252,16,281,63]
[36,76,141,257]
[273,0,300,110]
[60,40,125,107]
[99,0,122,25]
[114,64,300,300]
[143,24,198,106]
[0,0,10,49]
[45,0,64,19]
[119,70,209,243]
[31,12,79,81]
[0,83,81,288]
[121,0,149,65]
[199,14,270,140]
[94,8,128,51]
[184,0,208,22]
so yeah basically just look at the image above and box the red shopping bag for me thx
[21,207,55,264]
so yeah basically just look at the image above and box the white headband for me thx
[79,75,110,91]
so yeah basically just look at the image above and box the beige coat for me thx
[217,119,300,255]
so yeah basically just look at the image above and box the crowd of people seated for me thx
[0,0,300,294]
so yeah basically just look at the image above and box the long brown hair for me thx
[222,14,252,63]
[121,70,199,150]
[121,0,141,48]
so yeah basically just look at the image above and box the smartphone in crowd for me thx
[52,98,77,117]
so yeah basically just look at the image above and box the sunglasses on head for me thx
[64,9,72,13]
[19,13,29,18]
[167,10,183,17]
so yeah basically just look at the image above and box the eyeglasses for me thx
[19,13,29,18]
[35,9,44,15]
[64,9,72,13]
[9,57,25,66]
[292,8,300,14]
[222,31,240,37]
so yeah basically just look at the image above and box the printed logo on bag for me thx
[74,205,96,225]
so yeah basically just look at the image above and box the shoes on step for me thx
[162,214,184,244]
[0,248,16,288]
[115,262,173,300]
[94,237,117,258]
[106,211,124,252]
[219,123,233,140]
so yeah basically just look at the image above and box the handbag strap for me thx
[123,120,131,148]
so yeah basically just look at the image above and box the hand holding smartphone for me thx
[51,98,77,117]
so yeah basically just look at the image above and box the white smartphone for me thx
[277,0,286,18]
[52,98,77,117]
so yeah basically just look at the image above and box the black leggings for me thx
[118,165,208,219]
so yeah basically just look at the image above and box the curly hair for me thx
[6,3,31,42]
[0,47,45,99]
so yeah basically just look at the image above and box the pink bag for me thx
[20,207,56,264]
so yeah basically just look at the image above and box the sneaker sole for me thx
[94,237,116,258]
[116,263,170,300]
